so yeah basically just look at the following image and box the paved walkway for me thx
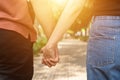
[32,39,87,80]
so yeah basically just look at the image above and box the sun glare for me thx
[52,0,68,5]
[55,0,66,4]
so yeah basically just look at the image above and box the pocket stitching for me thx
[87,36,115,67]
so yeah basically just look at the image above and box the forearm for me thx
[47,0,86,46]
[31,0,56,39]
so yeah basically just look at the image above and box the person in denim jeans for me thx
[41,0,120,80]
[87,16,120,80]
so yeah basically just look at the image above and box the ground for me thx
[33,39,87,80]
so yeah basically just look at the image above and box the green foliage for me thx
[79,36,89,42]
[33,35,47,55]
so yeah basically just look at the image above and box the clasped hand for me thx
[41,45,59,67]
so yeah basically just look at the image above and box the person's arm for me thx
[41,0,86,67]
[30,0,56,38]
[46,0,86,47]
[30,0,59,67]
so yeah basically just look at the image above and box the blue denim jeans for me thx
[87,16,120,80]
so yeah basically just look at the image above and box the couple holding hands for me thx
[0,0,120,80]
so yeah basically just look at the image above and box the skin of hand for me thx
[41,44,59,67]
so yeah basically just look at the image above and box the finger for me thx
[43,53,57,66]
[47,59,57,66]
[42,58,46,65]
[43,58,52,67]
[50,57,59,63]
[42,51,53,67]
[50,48,60,63]
[42,58,49,66]
[50,57,59,64]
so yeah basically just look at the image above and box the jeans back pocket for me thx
[87,36,115,67]
[87,19,116,67]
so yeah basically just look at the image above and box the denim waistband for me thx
[94,16,120,20]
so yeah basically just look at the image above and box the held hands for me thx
[41,44,59,67]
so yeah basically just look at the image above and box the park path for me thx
[33,39,87,80]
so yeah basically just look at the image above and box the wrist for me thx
[46,42,57,49]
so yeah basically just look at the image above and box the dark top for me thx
[93,0,120,16]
